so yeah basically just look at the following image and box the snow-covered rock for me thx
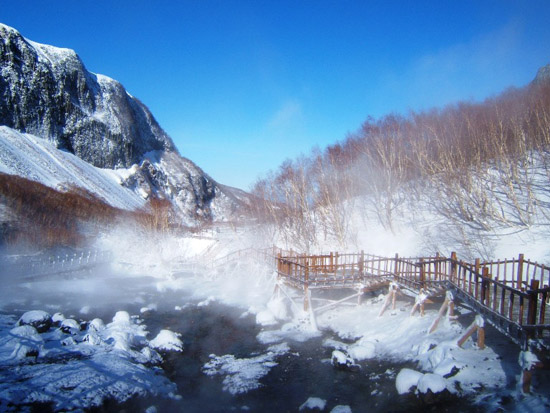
[149,329,183,352]
[417,373,447,394]
[395,368,423,394]
[299,397,327,411]
[17,310,52,333]
[103,311,148,352]
[5,325,44,359]
[330,406,352,413]
[52,313,65,326]
[331,350,358,370]
[88,318,105,332]
[60,318,81,335]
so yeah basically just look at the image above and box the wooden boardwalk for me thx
[275,250,550,348]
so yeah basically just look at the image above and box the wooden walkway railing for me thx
[275,250,550,346]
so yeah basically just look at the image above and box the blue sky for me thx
[2,1,550,189]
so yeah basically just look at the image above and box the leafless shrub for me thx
[249,79,550,245]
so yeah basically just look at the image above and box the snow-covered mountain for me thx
[0,23,246,224]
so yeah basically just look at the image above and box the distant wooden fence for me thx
[3,250,113,279]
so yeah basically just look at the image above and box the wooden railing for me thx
[275,250,550,340]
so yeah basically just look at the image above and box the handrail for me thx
[275,249,550,336]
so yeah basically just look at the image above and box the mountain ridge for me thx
[0,23,246,225]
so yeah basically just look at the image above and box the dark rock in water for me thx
[416,373,452,405]
[51,312,65,327]
[418,388,454,405]
[17,310,52,333]
[331,350,360,371]
[60,318,81,335]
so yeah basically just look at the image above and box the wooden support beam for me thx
[410,288,427,317]
[428,291,455,334]
[457,315,485,349]
[379,283,400,317]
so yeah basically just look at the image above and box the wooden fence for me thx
[275,251,550,342]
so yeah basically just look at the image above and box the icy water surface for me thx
[0,266,488,412]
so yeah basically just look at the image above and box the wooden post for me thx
[527,279,540,328]
[419,258,425,287]
[394,253,400,279]
[522,370,533,394]
[477,326,485,349]
[518,253,524,290]
[481,267,489,305]
[450,251,457,283]
[435,252,440,281]
[474,258,481,300]
[304,260,310,312]
[359,250,364,275]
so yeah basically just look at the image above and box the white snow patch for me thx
[330,406,352,413]
[203,343,289,394]
[395,368,423,394]
[299,397,327,411]
[149,329,183,352]
[519,351,540,370]
[417,373,448,394]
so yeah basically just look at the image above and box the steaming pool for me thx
[0,264,521,412]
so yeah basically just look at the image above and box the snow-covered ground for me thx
[1,226,549,411]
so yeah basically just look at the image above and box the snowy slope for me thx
[0,126,144,210]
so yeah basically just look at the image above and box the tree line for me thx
[249,78,550,252]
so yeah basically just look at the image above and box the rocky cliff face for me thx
[0,23,245,223]
[533,64,550,85]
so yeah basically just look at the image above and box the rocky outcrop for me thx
[533,64,550,85]
[0,23,246,223]
[0,24,176,169]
